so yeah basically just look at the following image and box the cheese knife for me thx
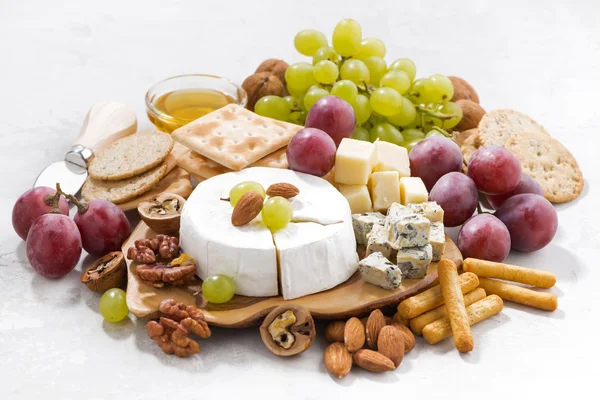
[34,101,138,196]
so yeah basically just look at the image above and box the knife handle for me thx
[65,101,138,169]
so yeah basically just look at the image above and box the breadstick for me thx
[423,295,503,345]
[438,260,473,352]
[410,288,486,336]
[397,272,479,319]
[478,278,558,311]
[463,258,556,288]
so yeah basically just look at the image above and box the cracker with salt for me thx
[82,163,168,204]
[89,130,174,181]
[504,131,583,203]
[171,104,301,171]
[478,109,550,147]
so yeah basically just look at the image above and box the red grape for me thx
[486,173,544,209]
[12,187,69,240]
[409,136,463,190]
[26,214,82,278]
[467,146,522,194]
[305,96,355,147]
[495,194,558,252]
[74,199,131,256]
[287,127,336,176]
[458,214,511,262]
[429,172,478,227]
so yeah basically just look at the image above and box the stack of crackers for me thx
[82,130,193,210]
[171,104,302,182]
[456,109,583,203]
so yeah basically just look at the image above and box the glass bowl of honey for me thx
[145,74,248,133]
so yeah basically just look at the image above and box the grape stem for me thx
[357,81,373,95]
[430,126,452,138]
[417,105,458,120]
[45,184,67,214]
[54,182,89,213]
[476,201,483,214]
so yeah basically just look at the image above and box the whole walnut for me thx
[256,59,289,84]
[242,72,286,111]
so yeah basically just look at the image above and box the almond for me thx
[324,342,353,378]
[325,321,346,343]
[455,99,486,132]
[231,192,263,226]
[266,182,300,199]
[353,349,395,372]
[344,317,365,352]
[377,325,405,367]
[392,322,415,353]
[365,310,386,349]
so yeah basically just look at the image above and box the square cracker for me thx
[171,104,301,171]
[177,146,289,179]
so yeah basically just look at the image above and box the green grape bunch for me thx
[252,19,463,151]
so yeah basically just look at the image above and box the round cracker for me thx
[82,163,168,204]
[504,131,583,203]
[459,128,481,172]
[89,130,174,181]
[478,109,551,147]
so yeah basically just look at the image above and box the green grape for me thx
[261,196,293,232]
[362,57,387,86]
[408,78,428,105]
[340,59,370,85]
[425,129,445,138]
[369,123,404,145]
[402,128,425,142]
[369,112,387,126]
[294,29,328,56]
[312,46,339,65]
[370,87,402,116]
[313,60,339,84]
[423,74,454,104]
[355,37,386,60]
[229,181,266,206]
[352,126,370,141]
[202,274,236,304]
[286,84,306,98]
[331,80,358,104]
[285,62,316,91]
[99,288,128,323]
[403,139,422,153]
[352,94,372,125]
[440,101,463,129]
[380,70,411,95]
[254,95,291,121]
[387,97,416,126]
[288,111,306,126]
[389,58,417,81]
[283,95,301,111]
[332,19,362,56]
[304,87,330,110]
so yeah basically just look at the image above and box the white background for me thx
[1,0,599,398]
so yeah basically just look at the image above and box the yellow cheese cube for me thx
[334,138,375,185]
[372,141,410,177]
[400,177,428,205]
[337,184,373,214]
[369,171,400,212]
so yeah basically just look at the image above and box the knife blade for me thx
[33,101,138,196]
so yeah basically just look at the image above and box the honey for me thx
[148,88,238,133]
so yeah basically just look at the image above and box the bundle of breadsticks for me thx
[394,258,558,352]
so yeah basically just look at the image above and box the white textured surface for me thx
[0,0,599,399]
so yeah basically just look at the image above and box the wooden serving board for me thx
[123,222,462,328]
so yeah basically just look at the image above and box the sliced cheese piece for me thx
[334,138,375,185]
[366,224,396,260]
[274,221,358,300]
[400,177,428,205]
[337,184,373,214]
[372,141,410,177]
[359,252,402,290]
[369,171,400,212]
[429,222,446,262]
[408,201,444,223]
[387,214,430,249]
[352,212,385,245]
[396,244,432,279]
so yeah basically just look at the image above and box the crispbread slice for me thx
[89,130,174,181]
[478,109,551,147]
[82,163,168,204]
[459,128,482,171]
[171,104,301,171]
[177,146,289,179]
[504,131,583,203]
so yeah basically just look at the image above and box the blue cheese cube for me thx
[359,252,403,290]
[352,212,386,245]
[396,244,432,279]
[408,201,444,223]
[366,224,396,260]
[387,214,430,249]
[430,222,446,262]
[385,202,413,220]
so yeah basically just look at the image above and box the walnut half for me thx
[259,305,315,356]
